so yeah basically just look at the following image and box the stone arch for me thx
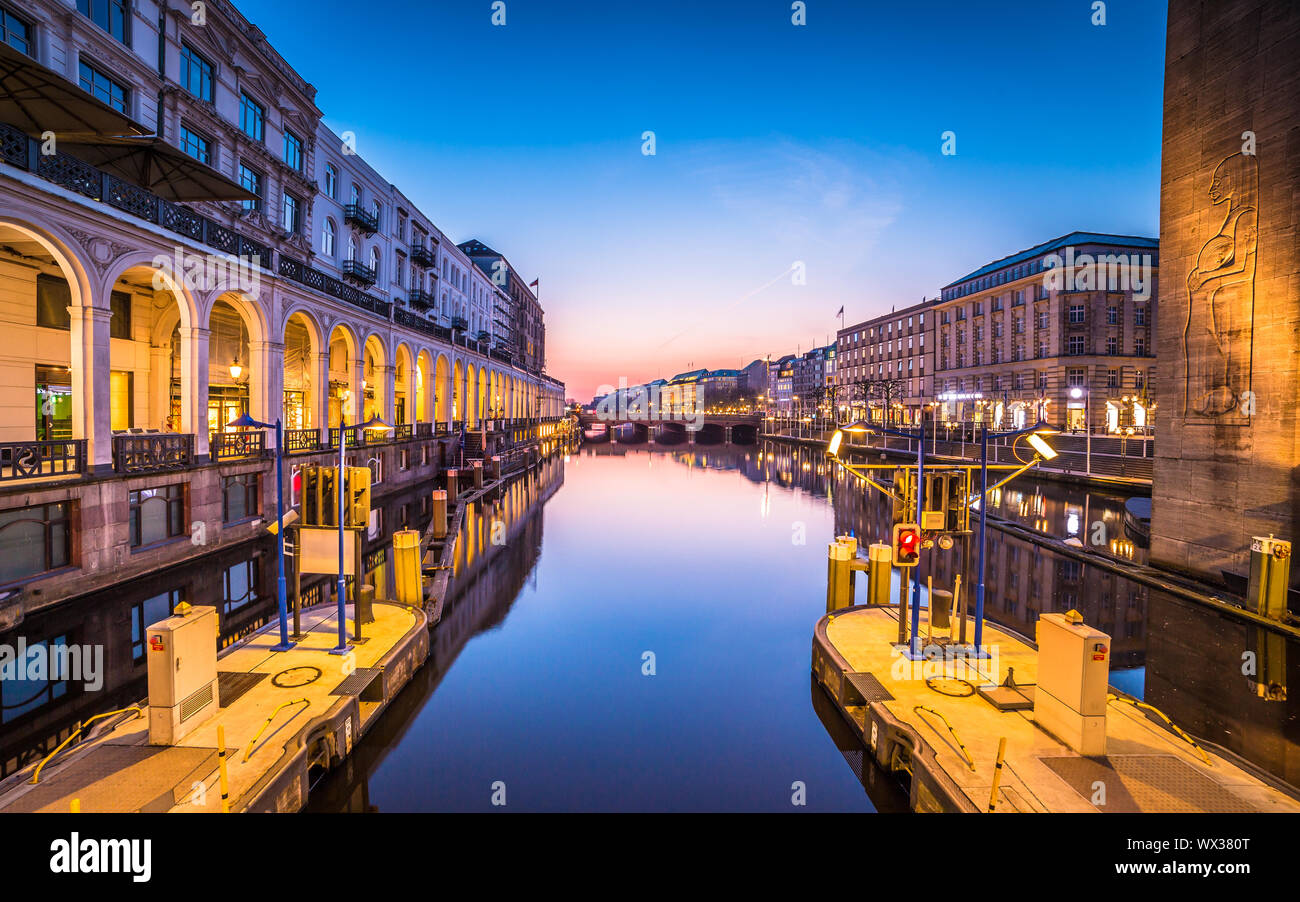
[362,331,388,422]
[328,321,360,427]
[283,307,323,431]
[394,341,415,426]
[415,348,433,423]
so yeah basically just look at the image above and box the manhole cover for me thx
[272,666,322,689]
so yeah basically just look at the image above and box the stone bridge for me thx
[575,413,761,445]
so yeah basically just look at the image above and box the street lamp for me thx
[1070,385,1091,473]
[227,412,293,652]
[971,419,1057,652]
[329,413,391,654]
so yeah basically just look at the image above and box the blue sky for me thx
[239,0,1168,400]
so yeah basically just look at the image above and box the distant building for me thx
[459,240,546,374]
[836,301,935,426]
[741,358,770,404]
[793,346,836,416]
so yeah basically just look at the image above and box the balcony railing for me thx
[342,260,377,286]
[411,241,437,267]
[284,429,321,454]
[394,423,413,441]
[209,429,266,461]
[407,288,433,311]
[416,422,433,437]
[344,204,380,235]
[113,433,194,474]
[450,316,469,331]
[0,439,86,483]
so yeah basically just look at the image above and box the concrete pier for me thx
[813,604,1300,813]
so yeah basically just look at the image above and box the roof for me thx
[669,369,709,383]
[943,231,1158,289]
[705,369,741,378]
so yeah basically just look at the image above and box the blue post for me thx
[272,418,292,651]
[974,423,988,651]
[911,415,924,657]
[333,419,349,653]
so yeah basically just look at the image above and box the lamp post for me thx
[329,413,391,654]
[973,420,1058,651]
[1070,385,1091,473]
[227,413,293,652]
[841,416,926,658]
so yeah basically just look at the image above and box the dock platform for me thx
[813,604,1300,813]
[0,600,427,813]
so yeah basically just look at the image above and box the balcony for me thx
[342,260,377,286]
[450,316,469,331]
[209,430,266,461]
[407,288,433,311]
[344,204,379,235]
[0,440,86,483]
[411,241,437,267]
[112,433,195,474]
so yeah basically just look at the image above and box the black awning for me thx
[0,40,149,139]
[61,135,258,203]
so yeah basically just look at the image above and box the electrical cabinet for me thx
[146,606,218,746]
[1034,611,1110,756]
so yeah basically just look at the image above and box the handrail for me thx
[1108,694,1212,765]
[29,706,145,784]
[913,705,977,772]
[242,698,311,763]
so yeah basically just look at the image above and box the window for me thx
[0,5,32,54]
[1135,337,1146,356]
[283,130,303,171]
[1038,372,1049,391]
[1107,306,1119,325]
[1067,368,1086,388]
[325,163,338,199]
[109,289,132,339]
[1068,304,1085,324]
[1037,311,1049,330]
[1135,305,1147,326]
[322,218,336,257]
[239,165,262,212]
[110,370,132,431]
[370,246,381,280]
[222,559,261,615]
[1068,335,1086,355]
[282,192,300,234]
[1135,370,1146,390]
[222,473,259,523]
[78,61,129,113]
[77,0,127,44]
[1,634,70,723]
[1106,336,1118,355]
[178,124,211,164]
[129,484,185,549]
[1107,368,1120,388]
[180,43,213,102]
[239,92,265,142]
[350,184,361,206]
[0,502,73,585]
[36,273,71,330]
[131,590,181,662]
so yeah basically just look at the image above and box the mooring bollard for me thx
[837,535,858,606]
[490,455,502,481]
[471,459,484,489]
[867,542,892,608]
[392,530,422,606]
[355,585,375,639]
[445,468,459,506]
[826,541,852,612]
[217,724,230,813]
[431,489,448,539]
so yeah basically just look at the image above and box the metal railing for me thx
[285,428,321,454]
[209,429,266,461]
[0,439,86,482]
[112,433,195,474]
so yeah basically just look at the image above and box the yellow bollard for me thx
[988,736,1007,812]
[392,529,423,606]
[867,542,892,608]
[218,725,230,813]
[430,489,448,540]
[70,798,80,813]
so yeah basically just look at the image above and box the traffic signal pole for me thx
[332,418,349,654]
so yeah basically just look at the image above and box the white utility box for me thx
[146,605,218,746]
[1033,611,1110,756]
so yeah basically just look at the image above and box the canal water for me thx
[5,437,1295,806]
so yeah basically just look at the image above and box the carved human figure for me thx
[1183,152,1257,419]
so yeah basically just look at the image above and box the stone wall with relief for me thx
[1151,0,1300,587]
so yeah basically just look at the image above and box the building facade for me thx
[835,300,935,426]
[932,233,1158,434]
[0,0,565,618]
[458,240,545,376]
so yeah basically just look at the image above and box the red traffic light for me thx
[892,523,921,567]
